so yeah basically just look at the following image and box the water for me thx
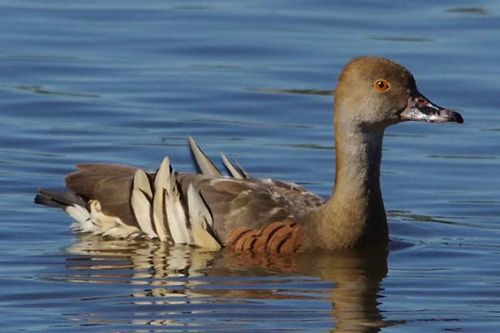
[1,1,500,332]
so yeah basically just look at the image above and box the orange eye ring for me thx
[373,79,391,93]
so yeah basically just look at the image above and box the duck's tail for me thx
[34,137,242,249]
[34,189,97,233]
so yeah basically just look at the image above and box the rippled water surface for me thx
[1,1,500,332]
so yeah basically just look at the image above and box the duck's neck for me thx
[319,123,388,249]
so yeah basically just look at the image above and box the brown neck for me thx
[317,122,388,249]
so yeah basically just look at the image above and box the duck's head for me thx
[334,56,463,130]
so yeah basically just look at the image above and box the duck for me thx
[35,56,463,253]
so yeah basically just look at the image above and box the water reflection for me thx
[64,236,391,332]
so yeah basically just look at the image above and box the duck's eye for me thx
[373,79,391,93]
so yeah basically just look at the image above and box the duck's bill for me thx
[400,94,464,124]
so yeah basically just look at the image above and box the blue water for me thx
[1,1,500,332]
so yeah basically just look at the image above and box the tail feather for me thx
[35,189,87,209]
[66,205,97,233]
[35,193,63,209]
[35,188,96,233]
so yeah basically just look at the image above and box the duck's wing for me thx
[35,138,323,252]
[176,174,324,248]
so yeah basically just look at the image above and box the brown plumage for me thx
[66,164,141,228]
[34,56,463,252]
[175,174,323,244]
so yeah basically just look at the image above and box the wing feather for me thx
[187,184,221,250]
[152,158,173,242]
[131,169,157,238]
[188,136,221,177]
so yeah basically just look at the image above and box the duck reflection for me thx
[66,236,389,332]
